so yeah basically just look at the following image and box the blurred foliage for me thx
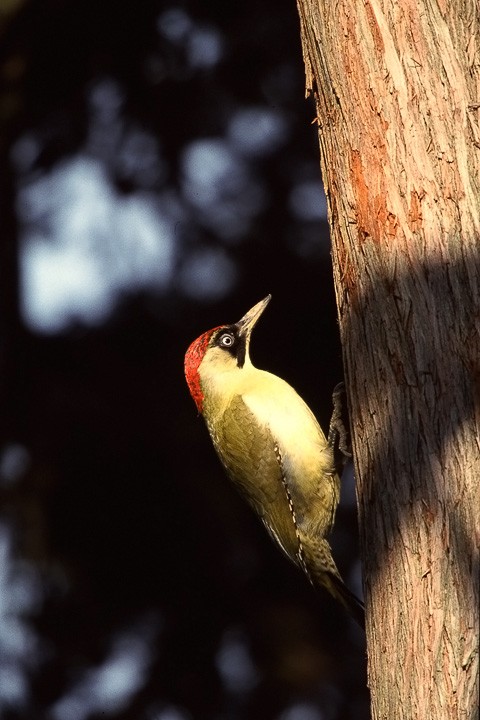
[0,1,368,718]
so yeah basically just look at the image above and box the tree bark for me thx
[297,1,480,718]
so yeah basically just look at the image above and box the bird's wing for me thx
[212,395,301,564]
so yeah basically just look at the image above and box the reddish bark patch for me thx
[351,150,371,243]
[351,150,395,244]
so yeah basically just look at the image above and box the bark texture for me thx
[297,1,480,718]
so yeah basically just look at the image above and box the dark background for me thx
[0,1,368,718]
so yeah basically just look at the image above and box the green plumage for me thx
[185,297,364,628]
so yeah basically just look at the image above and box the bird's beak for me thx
[236,295,271,338]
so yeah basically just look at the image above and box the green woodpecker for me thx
[184,296,364,628]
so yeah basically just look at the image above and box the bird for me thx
[184,295,364,628]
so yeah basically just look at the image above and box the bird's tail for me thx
[300,538,365,629]
[322,570,365,630]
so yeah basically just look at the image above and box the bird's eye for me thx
[219,333,235,348]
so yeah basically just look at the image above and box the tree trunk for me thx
[297,1,480,718]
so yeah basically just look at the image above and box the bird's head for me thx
[184,295,271,413]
